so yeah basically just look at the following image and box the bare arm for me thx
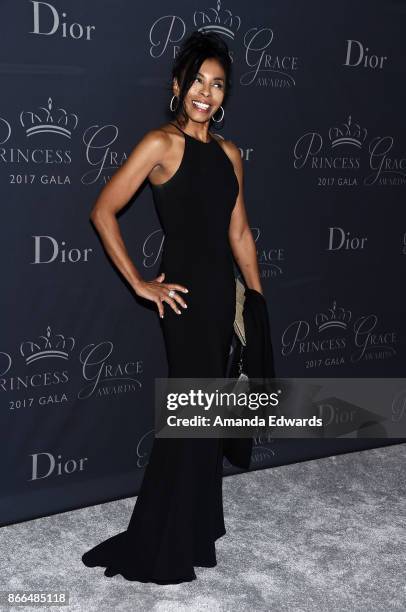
[89,129,189,318]
[226,141,263,295]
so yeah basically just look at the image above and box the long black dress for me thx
[81,122,239,584]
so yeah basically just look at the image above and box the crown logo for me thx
[19,97,79,138]
[194,0,241,39]
[328,115,368,149]
[315,300,352,332]
[20,325,75,365]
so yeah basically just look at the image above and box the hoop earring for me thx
[170,95,179,112]
[211,105,224,123]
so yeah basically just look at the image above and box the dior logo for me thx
[29,452,88,480]
[343,40,387,69]
[32,235,93,264]
[29,1,96,40]
[317,403,355,426]
[327,227,368,251]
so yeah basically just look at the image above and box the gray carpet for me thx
[1,444,405,612]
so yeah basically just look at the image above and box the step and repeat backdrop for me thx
[1,1,405,525]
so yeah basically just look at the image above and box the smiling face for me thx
[173,57,226,125]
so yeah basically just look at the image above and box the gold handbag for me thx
[234,277,246,346]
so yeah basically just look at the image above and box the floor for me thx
[1,444,405,612]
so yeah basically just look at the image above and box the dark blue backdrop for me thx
[1,0,405,525]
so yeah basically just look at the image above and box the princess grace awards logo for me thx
[252,226,285,280]
[149,0,240,59]
[0,96,127,186]
[149,1,300,88]
[281,299,397,368]
[240,27,299,88]
[1,325,143,411]
[81,124,127,186]
[194,1,241,40]
[20,325,75,365]
[250,431,276,466]
[20,97,78,139]
[142,229,165,269]
[293,114,406,187]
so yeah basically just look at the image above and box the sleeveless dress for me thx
[81,122,239,584]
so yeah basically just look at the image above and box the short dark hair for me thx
[168,30,232,127]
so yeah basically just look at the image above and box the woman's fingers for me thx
[164,286,188,311]
[154,274,189,295]
[145,275,190,318]
[156,298,164,319]
[157,285,189,317]
[167,283,189,294]
[161,293,182,315]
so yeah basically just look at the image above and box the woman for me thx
[81,30,263,584]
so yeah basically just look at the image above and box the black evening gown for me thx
[81,122,239,584]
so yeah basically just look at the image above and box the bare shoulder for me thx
[125,125,177,170]
[152,123,185,143]
[213,135,242,170]
[138,125,175,152]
